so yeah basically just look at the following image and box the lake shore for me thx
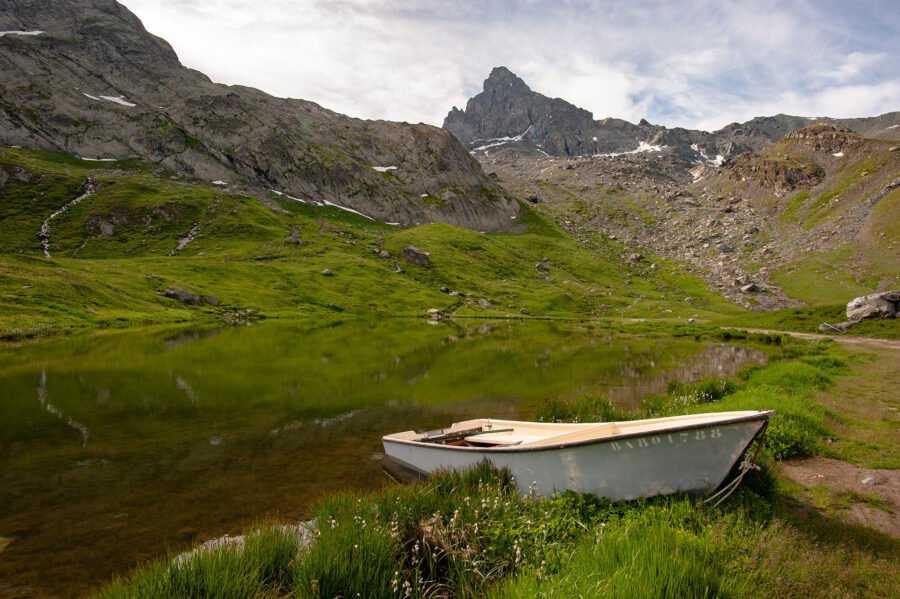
[96,332,899,598]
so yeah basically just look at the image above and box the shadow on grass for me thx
[777,494,899,557]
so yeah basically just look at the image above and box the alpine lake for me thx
[0,318,768,597]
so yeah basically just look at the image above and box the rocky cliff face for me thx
[0,0,518,230]
[444,67,900,166]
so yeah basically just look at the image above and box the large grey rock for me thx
[402,245,430,266]
[846,291,900,321]
[0,0,519,231]
[163,286,202,306]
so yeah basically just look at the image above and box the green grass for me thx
[772,248,883,306]
[100,527,300,599]
[489,509,746,598]
[777,190,810,225]
[0,147,742,337]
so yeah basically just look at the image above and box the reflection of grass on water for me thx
[98,337,899,598]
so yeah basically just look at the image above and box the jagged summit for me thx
[444,67,900,163]
[0,0,518,230]
[483,66,529,91]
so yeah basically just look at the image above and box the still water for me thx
[0,319,766,597]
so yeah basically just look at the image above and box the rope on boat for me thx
[704,421,769,508]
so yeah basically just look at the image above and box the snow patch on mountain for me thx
[322,199,375,221]
[0,30,44,37]
[472,125,534,152]
[83,93,136,107]
[597,141,665,157]
[100,95,136,107]
[691,144,724,167]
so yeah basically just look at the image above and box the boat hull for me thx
[383,416,768,501]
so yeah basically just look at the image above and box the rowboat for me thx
[382,410,774,501]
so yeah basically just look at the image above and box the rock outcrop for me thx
[162,286,203,306]
[819,291,900,332]
[402,245,431,267]
[847,291,900,321]
[0,0,518,230]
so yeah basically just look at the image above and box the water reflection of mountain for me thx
[605,344,767,407]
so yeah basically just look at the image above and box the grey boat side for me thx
[382,411,773,500]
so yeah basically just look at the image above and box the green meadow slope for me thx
[0,148,743,336]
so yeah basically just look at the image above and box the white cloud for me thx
[821,52,886,83]
[121,0,900,130]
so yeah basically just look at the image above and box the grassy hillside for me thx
[0,147,742,337]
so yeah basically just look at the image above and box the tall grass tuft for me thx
[488,501,748,599]
[98,526,300,599]
[294,494,399,598]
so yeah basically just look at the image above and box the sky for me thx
[121,0,900,131]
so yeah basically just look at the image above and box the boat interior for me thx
[385,411,772,449]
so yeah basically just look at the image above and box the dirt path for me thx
[780,457,899,537]
[779,342,899,537]
[728,327,900,350]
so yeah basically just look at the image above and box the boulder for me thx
[163,286,202,306]
[627,253,644,264]
[202,295,219,306]
[477,298,492,309]
[846,291,899,322]
[322,268,334,276]
[403,245,431,266]
[740,283,759,293]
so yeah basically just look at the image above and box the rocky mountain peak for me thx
[483,66,530,93]
[444,67,900,169]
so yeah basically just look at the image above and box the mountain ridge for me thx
[443,66,900,162]
[0,0,519,230]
